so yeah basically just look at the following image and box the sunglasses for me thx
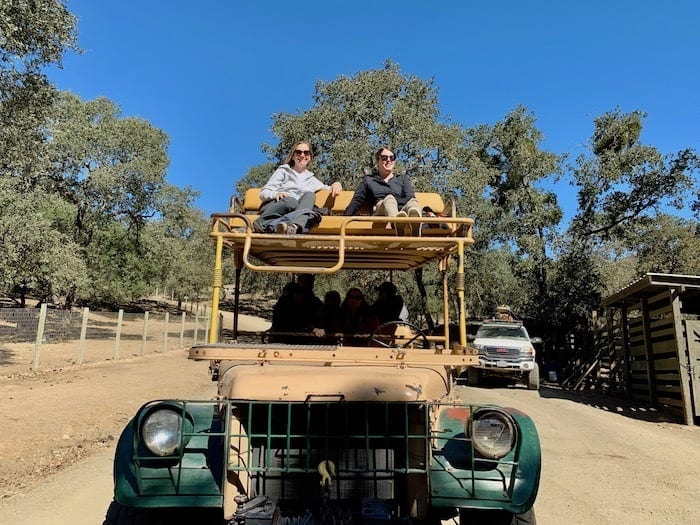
[294,149,311,157]
[379,155,396,162]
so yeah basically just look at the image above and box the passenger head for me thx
[298,273,315,291]
[374,146,396,177]
[377,281,398,299]
[282,282,304,302]
[324,290,341,308]
[343,288,365,311]
[284,140,313,167]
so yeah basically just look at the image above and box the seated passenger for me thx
[253,141,342,235]
[313,290,343,344]
[269,282,315,344]
[343,146,421,236]
[372,281,409,325]
[298,273,323,315]
[339,288,378,346]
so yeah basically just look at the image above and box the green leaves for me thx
[0,180,86,300]
[260,61,464,192]
[571,109,698,240]
[0,0,78,70]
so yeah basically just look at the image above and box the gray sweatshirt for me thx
[259,164,331,202]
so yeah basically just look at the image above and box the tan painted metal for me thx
[190,344,477,366]
[197,191,479,513]
[216,363,452,402]
[208,235,224,343]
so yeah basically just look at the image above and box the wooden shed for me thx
[602,273,700,425]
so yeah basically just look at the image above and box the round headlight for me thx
[469,409,516,459]
[141,409,183,456]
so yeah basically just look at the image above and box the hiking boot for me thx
[276,222,288,234]
[394,211,408,235]
[407,207,421,236]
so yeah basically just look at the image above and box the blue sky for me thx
[49,0,699,221]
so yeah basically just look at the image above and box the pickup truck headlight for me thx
[141,407,187,456]
[469,408,517,459]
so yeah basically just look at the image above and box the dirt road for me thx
[1,332,698,524]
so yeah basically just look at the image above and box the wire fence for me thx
[0,304,218,373]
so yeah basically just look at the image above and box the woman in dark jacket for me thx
[344,146,421,235]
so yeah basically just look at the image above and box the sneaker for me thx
[286,224,299,235]
[276,222,288,234]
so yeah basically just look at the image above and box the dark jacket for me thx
[344,172,416,215]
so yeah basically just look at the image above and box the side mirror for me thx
[467,334,476,342]
[530,336,543,345]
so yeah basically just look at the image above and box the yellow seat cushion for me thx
[231,188,452,235]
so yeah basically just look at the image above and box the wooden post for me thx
[194,312,199,345]
[605,307,614,389]
[204,308,210,343]
[140,311,149,355]
[592,309,599,388]
[640,298,657,406]
[163,312,169,352]
[31,303,48,372]
[620,305,631,398]
[180,312,186,349]
[114,309,124,359]
[77,307,89,365]
[670,289,694,425]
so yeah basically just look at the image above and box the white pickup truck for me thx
[467,319,542,390]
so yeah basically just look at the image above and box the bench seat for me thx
[229,189,455,236]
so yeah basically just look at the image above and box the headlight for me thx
[469,409,517,459]
[141,409,184,456]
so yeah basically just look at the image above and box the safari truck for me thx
[105,189,541,525]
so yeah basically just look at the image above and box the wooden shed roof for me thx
[602,272,700,308]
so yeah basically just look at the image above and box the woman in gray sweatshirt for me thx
[253,141,342,234]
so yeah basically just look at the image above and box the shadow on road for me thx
[538,384,683,424]
[457,374,684,424]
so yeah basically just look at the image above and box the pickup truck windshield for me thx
[477,326,528,340]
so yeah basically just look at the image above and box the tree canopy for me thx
[1,0,699,366]
[234,63,698,353]
[0,2,210,308]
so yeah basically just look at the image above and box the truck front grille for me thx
[482,346,522,359]
[229,401,429,502]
